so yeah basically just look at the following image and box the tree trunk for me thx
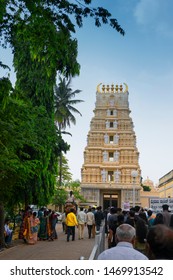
[0,201,5,249]
[59,151,62,187]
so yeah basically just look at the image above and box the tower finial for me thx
[96,83,102,93]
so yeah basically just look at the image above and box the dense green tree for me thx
[0,76,12,249]
[0,79,60,247]
[57,155,73,184]
[51,155,72,208]
[51,187,68,209]
[69,180,86,202]
[141,185,151,192]
[0,88,58,206]
[52,181,86,209]
[12,24,79,115]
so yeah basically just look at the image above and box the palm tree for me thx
[54,76,83,130]
[54,76,83,186]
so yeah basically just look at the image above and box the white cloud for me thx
[134,0,173,38]
[134,0,160,25]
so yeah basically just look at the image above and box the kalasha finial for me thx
[102,84,105,92]
[96,82,128,93]
[96,83,102,93]
[106,85,110,92]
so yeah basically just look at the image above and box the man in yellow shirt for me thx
[65,208,78,242]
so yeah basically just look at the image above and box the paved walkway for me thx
[0,223,97,260]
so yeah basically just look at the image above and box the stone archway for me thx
[102,193,120,210]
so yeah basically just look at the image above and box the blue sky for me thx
[63,0,173,185]
[1,0,173,185]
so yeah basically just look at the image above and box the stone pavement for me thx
[0,223,97,260]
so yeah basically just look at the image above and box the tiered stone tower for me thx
[80,83,141,209]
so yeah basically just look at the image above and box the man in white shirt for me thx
[77,207,87,239]
[86,208,95,239]
[97,224,148,260]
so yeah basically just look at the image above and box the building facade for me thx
[80,83,141,209]
[158,170,173,198]
[140,177,159,208]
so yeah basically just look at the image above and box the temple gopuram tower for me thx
[80,83,141,210]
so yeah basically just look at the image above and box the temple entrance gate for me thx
[103,194,118,210]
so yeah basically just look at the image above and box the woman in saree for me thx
[19,206,31,240]
[38,210,48,240]
[23,211,40,244]
[23,210,34,244]
[31,212,40,244]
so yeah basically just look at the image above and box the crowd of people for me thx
[63,205,104,242]
[3,201,105,247]
[3,201,173,260]
[60,191,104,242]
[17,206,58,245]
[3,205,104,246]
[3,207,62,248]
[98,204,173,260]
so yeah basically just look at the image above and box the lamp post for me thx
[131,170,138,207]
